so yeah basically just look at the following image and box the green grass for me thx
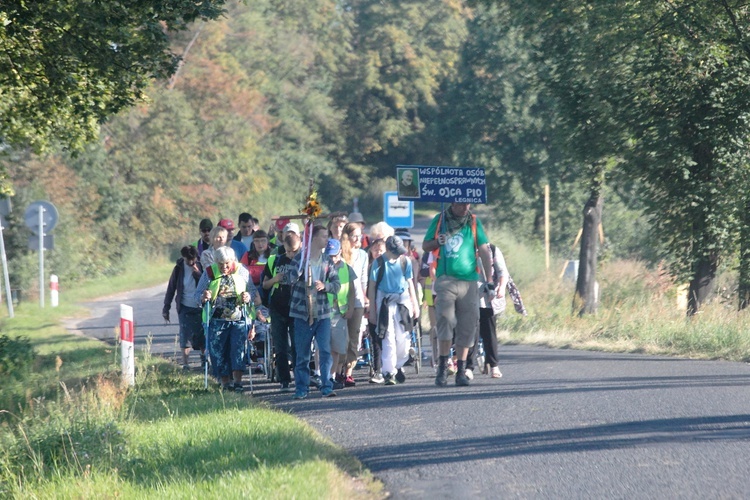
[494,248,750,362]
[0,259,381,499]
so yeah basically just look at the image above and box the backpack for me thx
[374,255,408,290]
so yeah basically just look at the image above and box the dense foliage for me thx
[3,0,750,313]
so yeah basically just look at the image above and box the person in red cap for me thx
[218,218,248,262]
[271,218,290,247]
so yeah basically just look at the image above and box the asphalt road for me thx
[63,214,750,498]
[64,283,750,499]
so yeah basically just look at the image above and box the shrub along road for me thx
[65,285,750,498]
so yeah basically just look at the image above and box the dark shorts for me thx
[178,305,204,349]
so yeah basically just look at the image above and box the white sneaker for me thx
[491,366,503,378]
[464,368,474,380]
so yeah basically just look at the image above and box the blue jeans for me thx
[208,319,247,378]
[294,317,332,394]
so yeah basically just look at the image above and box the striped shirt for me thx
[288,251,341,321]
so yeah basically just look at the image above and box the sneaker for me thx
[182,364,190,371]
[369,373,385,384]
[331,378,344,390]
[456,370,470,386]
[293,391,308,400]
[491,366,503,378]
[221,383,233,392]
[395,368,406,384]
[447,359,457,375]
[344,376,356,387]
[280,382,292,393]
[321,388,337,397]
[464,368,474,381]
[384,373,397,385]
[233,382,244,393]
[309,375,322,388]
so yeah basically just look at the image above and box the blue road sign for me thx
[383,191,413,228]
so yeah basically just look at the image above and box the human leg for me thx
[479,307,499,368]
[344,307,364,377]
[270,310,293,384]
[313,318,333,394]
[178,307,192,366]
[293,318,314,395]
[228,321,247,385]
[453,280,479,360]
[434,276,459,357]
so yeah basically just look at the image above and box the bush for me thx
[0,334,34,380]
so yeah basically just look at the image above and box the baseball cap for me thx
[326,238,341,256]
[218,218,235,231]
[283,222,300,235]
[386,235,407,256]
[394,228,412,241]
[275,217,290,232]
[199,218,213,231]
[348,212,365,225]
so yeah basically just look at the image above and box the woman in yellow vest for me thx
[326,238,356,389]
[196,246,262,392]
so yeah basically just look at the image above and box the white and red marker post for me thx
[120,304,135,386]
[50,274,59,307]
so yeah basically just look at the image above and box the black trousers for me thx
[270,309,296,384]
[467,307,499,370]
[368,322,383,372]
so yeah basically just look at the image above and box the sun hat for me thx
[348,212,366,225]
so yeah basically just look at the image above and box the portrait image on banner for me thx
[397,167,421,199]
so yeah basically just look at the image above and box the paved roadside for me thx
[65,286,750,498]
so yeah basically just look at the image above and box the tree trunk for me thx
[687,254,717,316]
[573,193,603,316]
[739,196,750,310]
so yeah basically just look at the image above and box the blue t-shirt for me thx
[229,239,249,262]
[370,256,412,295]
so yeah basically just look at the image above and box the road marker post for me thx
[120,304,135,386]
[50,274,59,307]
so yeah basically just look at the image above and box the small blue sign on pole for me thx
[383,191,413,228]
[396,165,487,204]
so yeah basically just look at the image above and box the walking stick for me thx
[244,303,254,395]
[203,300,212,390]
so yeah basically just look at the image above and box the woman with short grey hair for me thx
[196,246,262,392]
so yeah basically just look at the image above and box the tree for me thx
[497,0,750,315]
[0,0,227,152]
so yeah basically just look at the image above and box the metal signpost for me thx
[24,200,59,308]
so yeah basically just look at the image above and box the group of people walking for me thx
[163,203,521,398]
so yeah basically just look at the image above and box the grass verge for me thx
[0,261,382,499]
